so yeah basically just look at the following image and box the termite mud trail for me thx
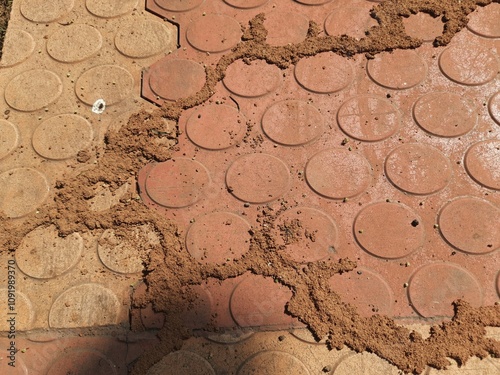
[0,1,498,374]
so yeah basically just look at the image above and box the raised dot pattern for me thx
[3,0,500,359]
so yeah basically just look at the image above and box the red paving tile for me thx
[137,0,499,326]
[0,0,499,374]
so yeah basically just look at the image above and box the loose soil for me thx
[1,0,499,374]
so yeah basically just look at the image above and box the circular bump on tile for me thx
[262,100,324,146]
[438,197,499,254]
[154,0,204,12]
[76,65,133,105]
[413,92,477,137]
[305,149,372,199]
[230,275,298,327]
[20,0,74,23]
[403,12,443,42]
[186,104,245,150]
[264,11,309,46]
[147,351,215,375]
[186,14,241,53]
[367,49,427,89]
[49,283,120,328]
[86,0,138,18]
[47,349,118,375]
[148,59,206,101]
[385,143,452,195]
[295,0,331,5]
[115,20,175,58]
[16,226,82,279]
[98,225,159,274]
[32,114,93,160]
[329,268,393,317]
[467,3,500,38]
[354,202,425,259]
[439,44,499,86]
[333,353,400,375]
[47,24,102,62]
[226,153,290,204]
[0,29,35,67]
[465,140,500,190]
[0,289,34,331]
[145,158,210,208]
[337,95,400,142]
[186,211,251,264]
[0,120,19,160]
[324,6,377,39]
[294,52,354,94]
[237,351,310,375]
[276,207,338,263]
[223,59,281,98]
[224,0,267,9]
[488,91,500,125]
[5,69,62,111]
[0,168,49,218]
[408,263,482,318]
